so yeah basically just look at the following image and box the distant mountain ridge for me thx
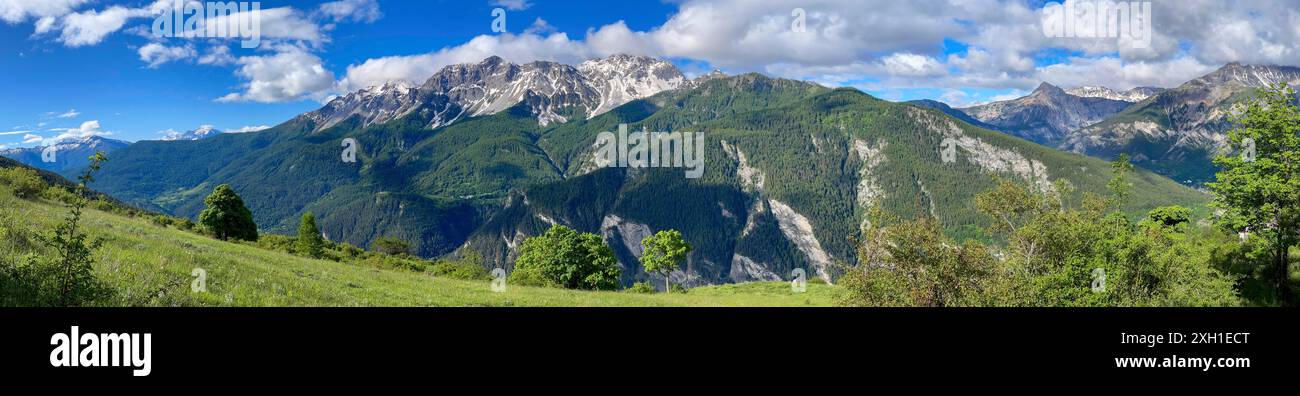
[961,82,1133,146]
[905,99,1001,130]
[303,54,690,131]
[160,125,223,141]
[0,135,131,178]
[1060,62,1300,184]
[1066,86,1165,102]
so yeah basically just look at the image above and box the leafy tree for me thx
[198,184,258,242]
[639,230,692,292]
[510,225,621,290]
[1145,206,1193,228]
[296,212,324,258]
[1208,83,1300,305]
[372,236,412,256]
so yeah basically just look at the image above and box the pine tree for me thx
[296,212,324,258]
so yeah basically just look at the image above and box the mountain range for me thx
[0,135,131,178]
[60,54,1207,289]
[955,62,1300,185]
[1059,63,1300,184]
[961,82,1134,146]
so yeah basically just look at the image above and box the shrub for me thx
[0,167,46,199]
[255,234,296,254]
[428,260,491,281]
[625,282,655,293]
[506,265,558,288]
[372,236,412,256]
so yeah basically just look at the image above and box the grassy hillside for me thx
[0,182,833,307]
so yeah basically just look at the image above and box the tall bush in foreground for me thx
[33,152,114,306]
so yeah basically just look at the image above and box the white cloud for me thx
[1035,57,1217,91]
[207,6,324,44]
[22,133,43,143]
[55,109,79,118]
[318,0,382,24]
[489,0,532,11]
[337,32,601,92]
[197,45,236,66]
[218,46,336,103]
[47,120,111,143]
[138,42,196,68]
[228,125,271,133]
[55,6,146,47]
[881,53,947,78]
[0,0,88,24]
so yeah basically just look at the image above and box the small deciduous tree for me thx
[197,184,258,242]
[639,230,692,292]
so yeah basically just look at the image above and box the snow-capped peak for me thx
[160,125,223,141]
[307,54,690,131]
[1065,86,1164,102]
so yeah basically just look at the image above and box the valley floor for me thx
[2,188,835,307]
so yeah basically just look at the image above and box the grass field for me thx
[0,185,836,307]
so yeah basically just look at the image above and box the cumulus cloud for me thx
[47,120,110,144]
[197,44,236,66]
[218,46,336,103]
[1036,56,1217,91]
[336,32,602,92]
[881,53,947,77]
[0,0,88,24]
[138,42,196,68]
[55,6,146,47]
[228,125,271,133]
[23,133,43,143]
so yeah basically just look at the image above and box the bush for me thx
[625,282,656,293]
[428,260,491,281]
[41,186,77,205]
[372,236,412,256]
[0,167,46,200]
[255,234,296,255]
[669,283,687,293]
[506,265,558,288]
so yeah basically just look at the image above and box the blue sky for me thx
[1,0,1296,148]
